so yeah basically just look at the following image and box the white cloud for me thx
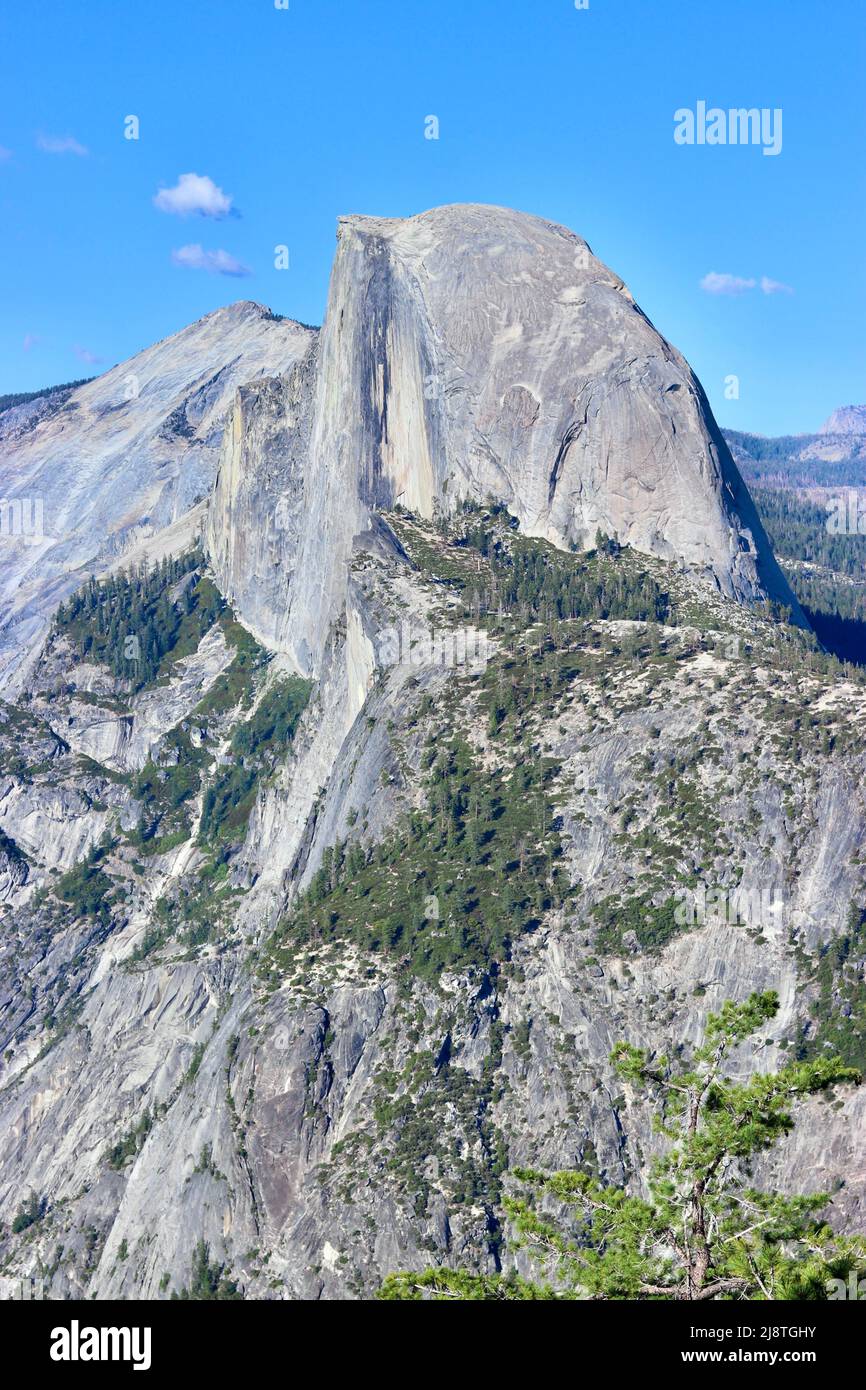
[37,133,88,156]
[700,271,795,298]
[760,275,794,295]
[154,173,234,219]
[74,345,104,365]
[700,272,756,296]
[170,244,251,277]
[23,334,40,352]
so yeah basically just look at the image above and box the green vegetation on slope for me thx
[263,507,866,987]
[753,487,866,664]
[200,676,312,846]
[390,504,671,630]
[591,893,683,954]
[103,1112,153,1171]
[11,1193,47,1235]
[264,727,567,982]
[54,551,222,692]
[53,839,121,924]
[795,905,866,1073]
[129,726,211,855]
[753,488,866,577]
[124,598,288,857]
[170,1239,242,1300]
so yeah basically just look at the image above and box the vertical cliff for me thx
[205,205,802,677]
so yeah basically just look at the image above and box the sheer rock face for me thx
[0,303,314,693]
[206,205,800,675]
[205,341,319,654]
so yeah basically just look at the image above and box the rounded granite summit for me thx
[237,202,803,673]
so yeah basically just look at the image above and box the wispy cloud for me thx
[37,133,89,156]
[700,272,756,296]
[74,344,104,365]
[154,173,235,219]
[701,271,794,297]
[171,243,251,277]
[760,275,794,296]
[23,333,41,352]
[0,146,12,162]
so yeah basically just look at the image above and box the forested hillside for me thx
[751,485,866,665]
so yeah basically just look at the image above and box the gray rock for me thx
[207,205,801,677]
[0,204,858,1303]
[0,303,314,693]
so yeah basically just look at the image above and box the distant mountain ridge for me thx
[820,404,866,436]
[725,419,866,488]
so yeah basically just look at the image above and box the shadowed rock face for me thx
[207,204,802,675]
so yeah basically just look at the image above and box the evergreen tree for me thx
[379,992,864,1300]
[171,1239,241,1300]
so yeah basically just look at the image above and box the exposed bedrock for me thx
[206,204,802,676]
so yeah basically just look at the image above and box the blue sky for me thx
[1,0,863,434]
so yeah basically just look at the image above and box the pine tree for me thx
[379,992,865,1300]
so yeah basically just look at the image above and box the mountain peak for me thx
[0,299,316,689]
[208,201,803,676]
[194,300,314,331]
[820,404,866,435]
[337,202,596,263]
